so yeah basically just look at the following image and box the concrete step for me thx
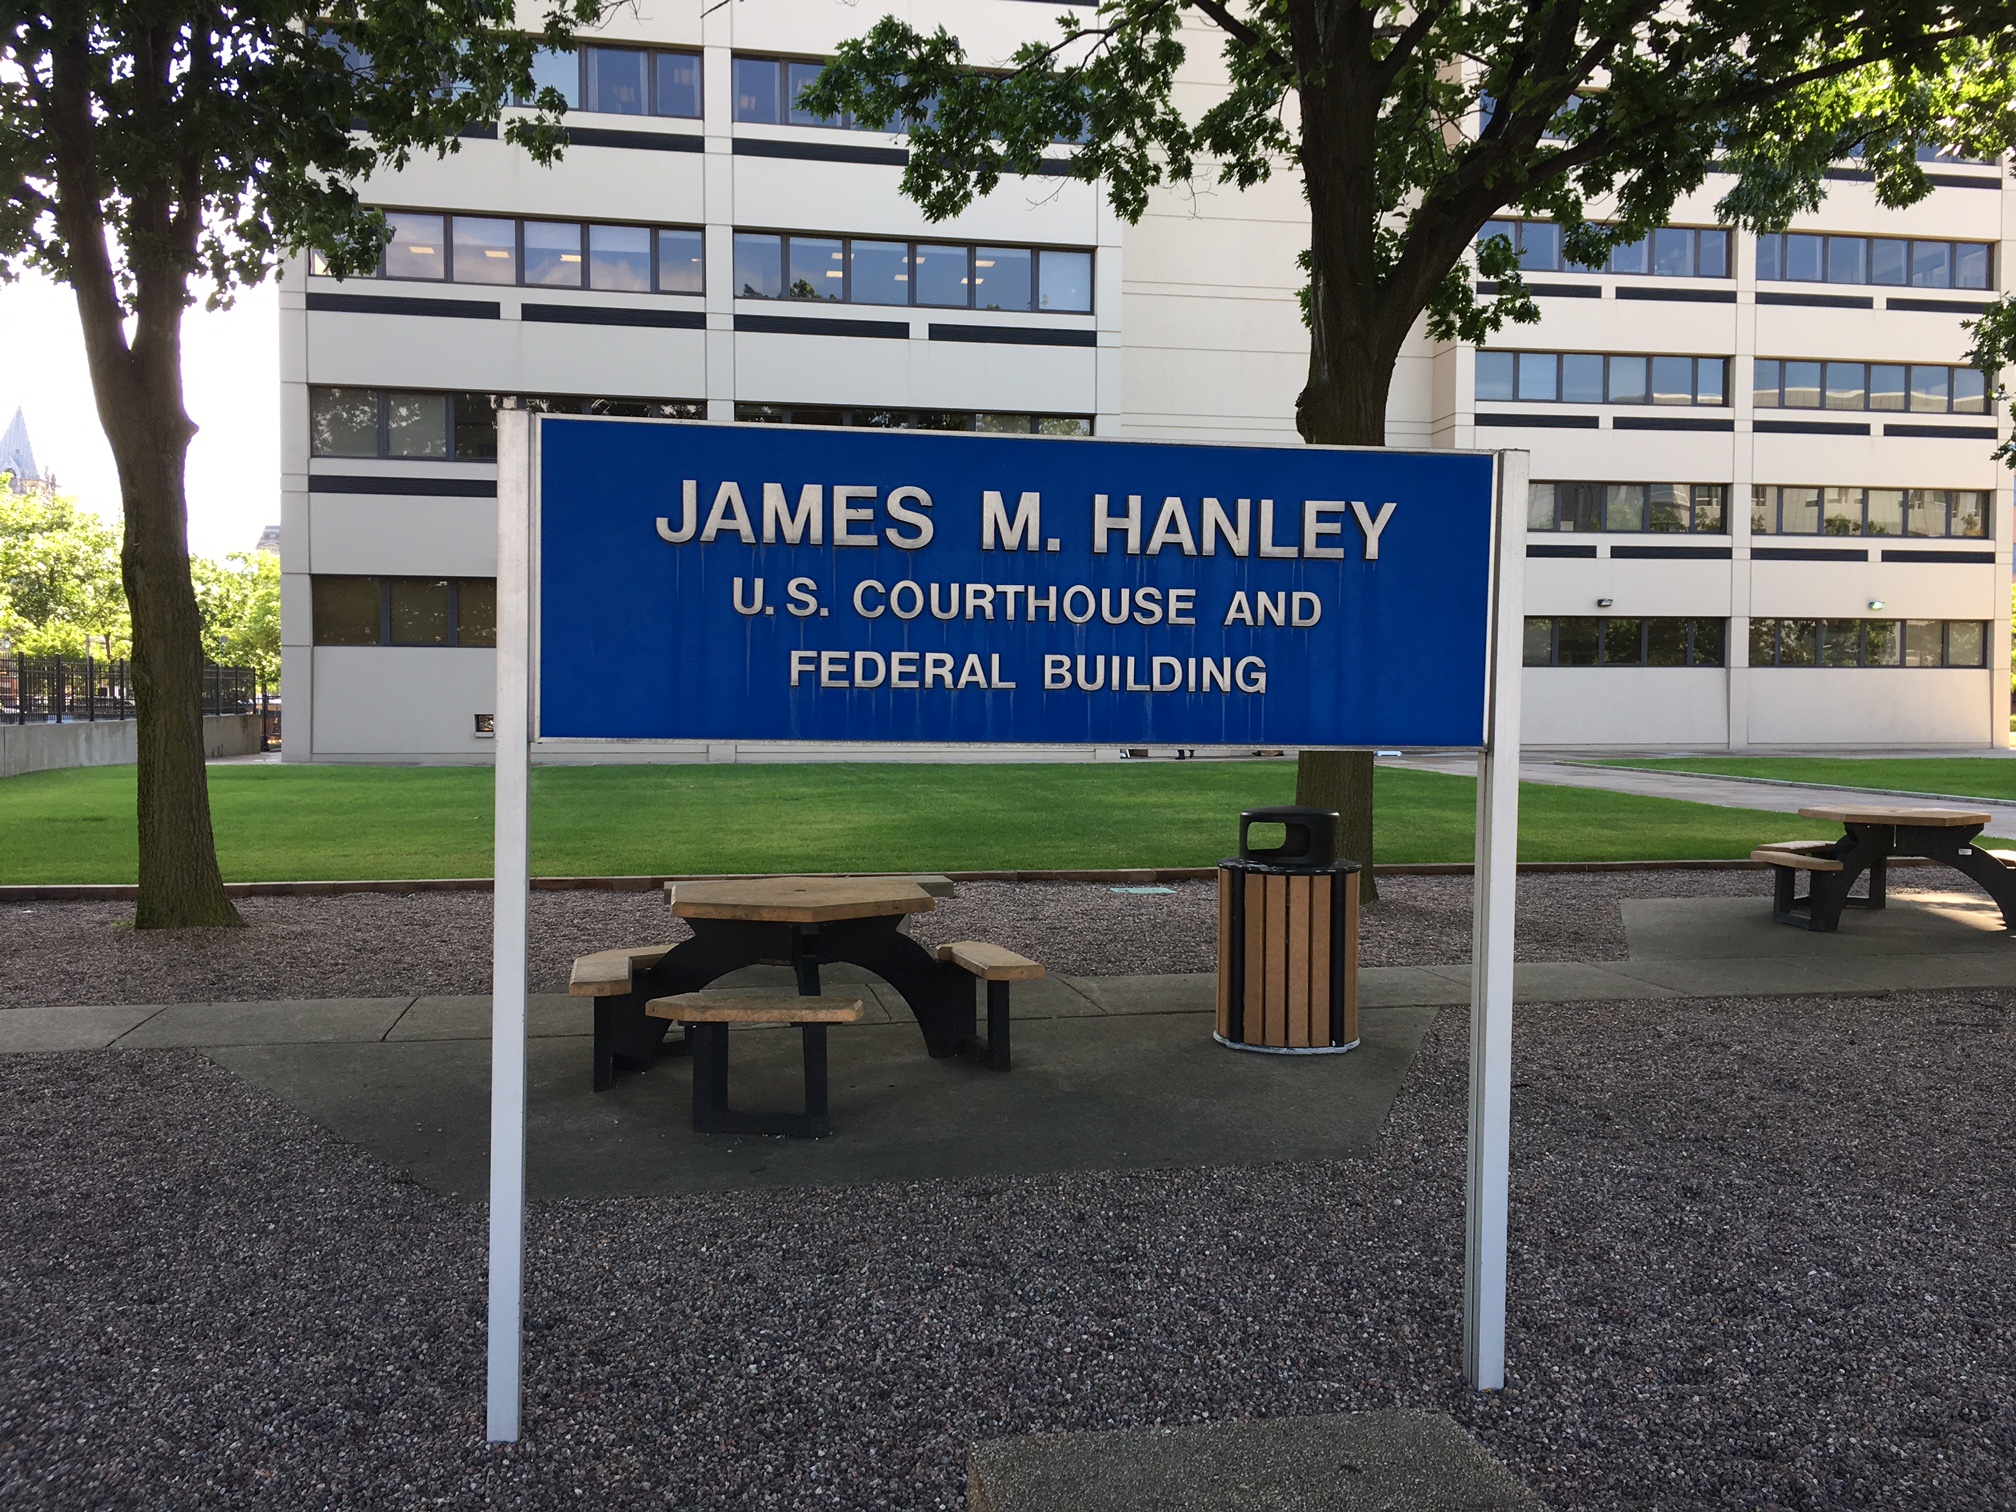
[968,1409,1538,1512]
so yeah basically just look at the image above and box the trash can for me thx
[1216,806,1360,1054]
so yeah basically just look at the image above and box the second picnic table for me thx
[572,876,1031,1089]
[1754,803,2016,931]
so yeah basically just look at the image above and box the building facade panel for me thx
[1523,670,1733,747]
[277,11,2016,760]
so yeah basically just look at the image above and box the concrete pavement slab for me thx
[116,998,413,1048]
[0,1003,165,1052]
[1623,895,2011,961]
[1359,966,1469,1008]
[206,1003,1439,1198]
[1066,972,1212,1015]
[386,993,605,1040]
[966,1409,1538,1512]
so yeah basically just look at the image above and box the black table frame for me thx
[591,911,995,1090]
[1770,818,2016,932]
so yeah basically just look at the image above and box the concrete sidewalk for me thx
[4,890,2006,1197]
[1390,753,2016,837]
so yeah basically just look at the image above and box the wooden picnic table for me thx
[1756,803,2016,932]
[580,877,993,1089]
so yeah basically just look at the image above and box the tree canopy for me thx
[190,549,280,684]
[0,484,128,659]
[0,2,596,304]
[0,3,600,927]
[806,0,2016,440]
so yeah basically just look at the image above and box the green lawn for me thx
[1589,756,2016,803]
[0,761,1852,883]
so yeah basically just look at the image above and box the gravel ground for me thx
[0,868,1922,1010]
[3,987,2014,1509]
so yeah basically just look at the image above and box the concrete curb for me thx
[1,855,1960,904]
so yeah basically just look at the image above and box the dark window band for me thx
[734,312,909,339]
[1756,291,1874,309]
[567,127,702,152]
[1612,417,1733,432]
[1474,413,1600,428]
[928,323,1097,347]
[1614,286,1736,303]
[305,292,500,319]
[521,304,705,329]
[308,474,498,497]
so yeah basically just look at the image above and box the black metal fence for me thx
[1,654,267,725]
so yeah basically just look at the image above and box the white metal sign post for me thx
[481,417,1526,1438]
[1464,450,1527,1390]
[487,403,533,1442]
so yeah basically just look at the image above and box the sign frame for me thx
[483,407,1525,1440]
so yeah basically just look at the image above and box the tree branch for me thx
[1375,0,1455,91]
[1186,0,1290,72]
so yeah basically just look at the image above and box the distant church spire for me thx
[1,406,44,493]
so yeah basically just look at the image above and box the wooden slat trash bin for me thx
[1216,806,1361,1054]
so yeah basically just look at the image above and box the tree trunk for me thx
[105,375,242,929]
[45,20,241,929]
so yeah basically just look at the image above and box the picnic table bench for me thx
[1753,803,2016,932]
[568,876,1041,1092]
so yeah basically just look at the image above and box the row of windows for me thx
[316,213,1097,314]
[1750,619,1988,668]
[516,47,1050,140]
[1478,220,1995,289]
[1751,486,1988,538]
[1756,233,1991,290]
[732,233,1091,312]
[1476,351,1728,406]
[520,43,702,118]
[735,404,1091,435]
[1752,359,1986,415]
[307,390,704,459]
[318,211,704,294]
[1523,617,1991,668]
[1523,617,1728,667]
[1526,482,1991,538]
[1528,483,1728,534]
[312,578,497,647]
[1480,352,1992,414]
[515,47,903,131]
[1480,220,1731,279]
[302,389,1091,457]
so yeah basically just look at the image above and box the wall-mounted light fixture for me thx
[1868,599,1886,611]
[1596,597,1615,608]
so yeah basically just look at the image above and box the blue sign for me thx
[535,419,1498,747]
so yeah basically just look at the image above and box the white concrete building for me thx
[280,3,2012,761]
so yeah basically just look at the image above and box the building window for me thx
[310,389,498,460]
[1752,359,1987,414]
[1477,220,1731,278]
[516,44,701,118]
[1475,351,1728,406]
[734,404,1092,436]
[729,54,938,131]
[523,396,706,420]
[1528,483,1727,533]
[1755,233,1992,289]
[309,390,706,458]
[311,577,498,647]
[1523,617,1727,667]
[731,231,1093,313]
[1750,486,1989,539]
[315,212,705,294]
[1749,618,1988,668]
